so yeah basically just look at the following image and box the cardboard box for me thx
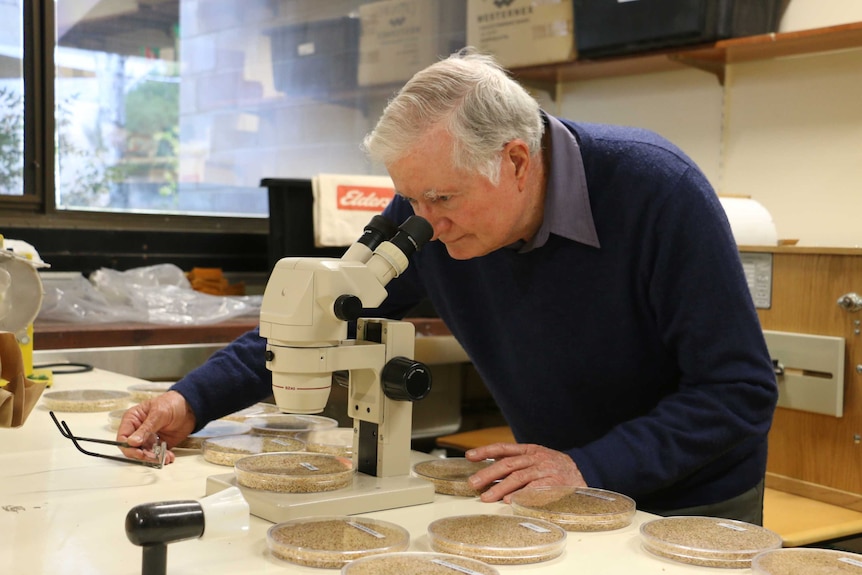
[357,0,465,87]
[467,0,575,69]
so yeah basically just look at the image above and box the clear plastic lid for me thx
[427,514,567,565]
[752,547,862,575]
[201,434,306,466]
[220,402,280,422]
[412,458,492,497]
[510,486,636,532]
[234,451,354,493]
[342,552,501,575]
[176,420,252,450]
[640,516,783,568]
[42,389,131,412]
[301,427,355,457]
[127,381,172,402]
[246,413,338,436]
[266,516,410,568]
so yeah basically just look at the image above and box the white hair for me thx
[362,48,544,185]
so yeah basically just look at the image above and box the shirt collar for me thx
[517,112,600,252]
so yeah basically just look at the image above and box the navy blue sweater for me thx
[174,120,777,511]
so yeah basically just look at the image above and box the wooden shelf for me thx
[512,22,862,86]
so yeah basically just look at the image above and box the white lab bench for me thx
[2,368,755,574]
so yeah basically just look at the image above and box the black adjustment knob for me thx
[333,294,363,321]
[381,356,432,401]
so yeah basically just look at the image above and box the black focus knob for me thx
[381,356,432,402]
[333,294,363,321]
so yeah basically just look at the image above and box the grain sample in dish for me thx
[127,381,172,402]
[510,486,636,531]
[752,547,862,575]
[220,402,280,422]
[247,413,338,437]
[267,516,409,568]
[342,552,500,575]
[176,420,252,450]
[412,458,492,496]
[235,451,354,493]
[201,434,305,466]
[640,516,782,568]
[427,514,566,565]
[43,389,131,412]
[107,408,126,431]
[302,427,355,457]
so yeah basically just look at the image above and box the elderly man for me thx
[119,49,777,524]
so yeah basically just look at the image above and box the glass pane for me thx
[0,0,24,196]
[53,0,465,217]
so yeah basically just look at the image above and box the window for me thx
[2,0,465,233]
[0,0,24,197]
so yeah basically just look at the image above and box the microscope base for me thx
[205,456,436,523]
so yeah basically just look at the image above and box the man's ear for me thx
[504,139,531,187]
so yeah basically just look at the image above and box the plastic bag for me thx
[37,264,261,326]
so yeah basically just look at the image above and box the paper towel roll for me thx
[718,197,778,246]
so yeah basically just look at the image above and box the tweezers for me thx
[50,411,167,469]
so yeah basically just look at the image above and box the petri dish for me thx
[234,451,354,493]
[510,486,636,531]
[107,408,126,431]
[127,381,172,402]
[267,516,409,568]
[176,420,252,450]
[412,458,492,497]
[752,547,862,575]
[342,552,500,575]
[301,427,355,457]
[201,434,305,467]
[220,402,280,422]
[246,413,338,437]
[43,389,131,412]
[640,516,783,568]
[427,514,567,565]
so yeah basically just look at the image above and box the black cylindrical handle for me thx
[381,356,432,402]
[125,501,205,547]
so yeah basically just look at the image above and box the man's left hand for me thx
[464,442,587,503]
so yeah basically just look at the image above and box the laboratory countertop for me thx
[2,369,756,575]
[33,317,454,350]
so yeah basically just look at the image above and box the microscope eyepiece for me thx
[389,216,433,255]
[356,215,399,251]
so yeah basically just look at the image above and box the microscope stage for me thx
[206,452,436,523]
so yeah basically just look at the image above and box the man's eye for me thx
[430,195,451,203]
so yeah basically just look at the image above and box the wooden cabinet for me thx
[742,246,862,512]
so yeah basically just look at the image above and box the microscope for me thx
[207,214,438,521]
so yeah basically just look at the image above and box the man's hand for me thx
[465,442,587,503]
[116,390,196,463]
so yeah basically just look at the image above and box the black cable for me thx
[32,362,94,374]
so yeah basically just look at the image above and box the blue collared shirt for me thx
[518,112,600,253]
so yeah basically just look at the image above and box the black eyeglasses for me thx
[50,411,167,469]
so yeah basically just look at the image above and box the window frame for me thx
[2,0,262,236]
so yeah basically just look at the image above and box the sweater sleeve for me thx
[170,328,272,432]
[567,167,778,505]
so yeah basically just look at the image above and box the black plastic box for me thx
[573,0,786,59]
[263,178,346,273]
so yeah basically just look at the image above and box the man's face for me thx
[387,128,534,260]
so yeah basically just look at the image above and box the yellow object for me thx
[0,235,52,387]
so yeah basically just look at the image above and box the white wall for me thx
[555,1,862,247]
